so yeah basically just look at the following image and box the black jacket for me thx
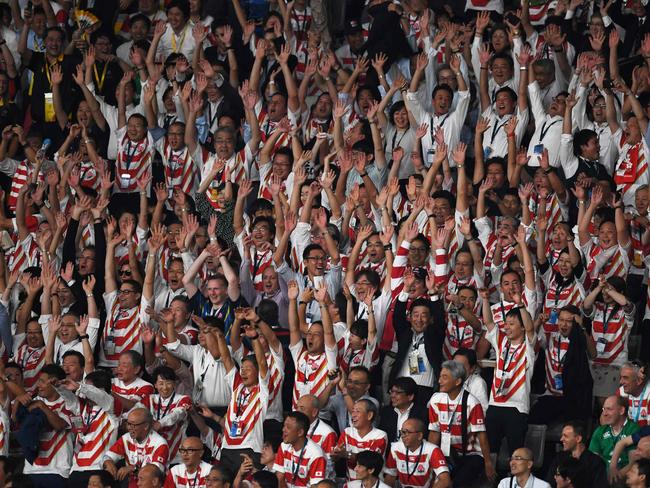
[561,322,594,421]
[546,449,608,488]
[389,297,445,385]
[378,401,430,443]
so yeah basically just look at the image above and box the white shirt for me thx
[526,82,564,168]
[166,340,232,407]
[497,475,551,488]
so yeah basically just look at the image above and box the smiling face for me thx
[392,106,409,129]
[410,305,431,334]
[454,251,473,280]
[206,277,228,305]
[58,315,79,344]
[501,271,522,302]
[364,234,384,263]
[26,320,44,348]
[598,220,617,249]
[305,248,327,277]
[155,376,175,398]
[495,91,516,117]
[432,88,452,116]
[491,57,512,84]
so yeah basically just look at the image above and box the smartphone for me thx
[505,12,520,26]
[603,78,614,90]
[533,144,544,156]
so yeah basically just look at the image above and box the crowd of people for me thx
[5,0,650,487]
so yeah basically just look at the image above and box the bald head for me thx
[180,436,204,467]
[296,395,320,421]
[137,464,164,488]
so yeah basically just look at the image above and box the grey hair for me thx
[356,398,379,422]
[442,360,468,383]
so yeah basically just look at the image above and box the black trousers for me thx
[529,395,570,425]
[451,454,486,488]
[486,406,528,456]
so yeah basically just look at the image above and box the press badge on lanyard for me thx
[105,333,116,356]
[44,92,55,123]
[409,347,425,375]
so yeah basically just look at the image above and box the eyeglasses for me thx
[119,269,132,276]
[389,388,406,395]
[346,379,368,386]
[127,421,148,428]
[399,429,420,436]
[119,289,136,295]
[178,447,203,454]
[510,456,532,461]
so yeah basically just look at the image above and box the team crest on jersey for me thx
[417,465,425,473]
[299,467,307,477]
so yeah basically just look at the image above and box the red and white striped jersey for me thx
[289,342,333,409]
[337,427,388,480]
[222,368,269,452]
[155,139,199,197]
[428,391,486,455]
[528,192,568,247]
[308,419,338,455]
[339,329,379,374]
[73,401,119,471]
[544,333,570,396]
[112,377,154,416]
[7,233,42,274]
[145,393,192,462]
[99,290,145,367]
[105,430,169,474]
[23,395,77,478]
[614,138,650,208]
[540,274,585,340]
[384,440,449,488]
[164,461,213,488]
[198,146,250,210]
[586,302,634,367]
[5,159,43,211]
[486,327,536,414]
[442,311,479,360]
[201,428,222,464]
[289,6,312,44]
[79,160,99,190]
[273,439,327,488]
[489,288,538,333]
[581,241,629,285]
[13,344,45,392]
[619,385,650,427]
[114,127,154,193]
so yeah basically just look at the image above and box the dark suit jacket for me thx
[608,0,650,57]
[546,449,608,488]
[389,297,445,385]
[378,402,430,443]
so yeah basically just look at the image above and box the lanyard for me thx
[405,442,425,479]
[552,336,567,366]
[123,140,140,170]
[553,279,567,308]
[430,113,450,142]
[20,347,40,369]
[601,305,620,335]
[346,347,363,367]
[443,395,461,431]
[83,404,103,433]
[186,468,200,488]
[235,387,251,418]
[93,62,109,92]
[490,117,510,145]
[171,25,188,53]
[291,444,307,480]
[207,101,220,128]
[309,419,320,437]
[156,393,175,420]
[538,119,560,142]
[391,129,407,153]
[412,334,425,351]
[500,341,517,378]
[450,311,467,347]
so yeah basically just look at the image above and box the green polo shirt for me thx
[589,419,640,468]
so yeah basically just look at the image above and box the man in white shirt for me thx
[497,448,550,488]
